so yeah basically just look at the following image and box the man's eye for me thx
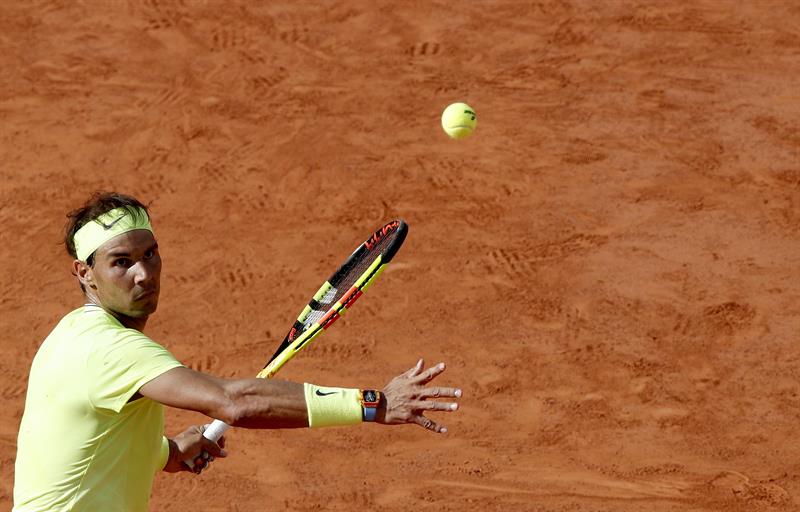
[115,258,131,267]
[144,249,155,259]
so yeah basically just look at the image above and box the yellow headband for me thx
[73,206,154,261]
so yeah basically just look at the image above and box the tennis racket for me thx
[199,219,408,445]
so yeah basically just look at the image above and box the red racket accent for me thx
[342,289,363,308]
[320,309,341,329]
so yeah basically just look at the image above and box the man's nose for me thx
[133,261,153,285]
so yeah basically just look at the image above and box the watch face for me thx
[363,390,378,403]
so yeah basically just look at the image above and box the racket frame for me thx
[194,220,407,448]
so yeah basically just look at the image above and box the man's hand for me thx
[163,424,228,474]
[378,359,462,433]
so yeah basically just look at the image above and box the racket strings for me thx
[264,221,407,367]
[333,228,399,292]
[289,228,401,342]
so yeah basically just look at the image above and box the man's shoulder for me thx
[72,305,150,336]
[45,306,156,353]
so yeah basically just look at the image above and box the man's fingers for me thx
[202,439,228,458]
[192,449,220,474]
[412,400,459,412]
[418,386,462,399]
[412,414,447,433]
[405,358,424,377]
[193,456,209,474]
[413,363,447,384]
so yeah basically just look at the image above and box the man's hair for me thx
[64,192,150,267]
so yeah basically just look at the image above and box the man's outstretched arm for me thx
[140,368,308,428]
[139,359,461,432]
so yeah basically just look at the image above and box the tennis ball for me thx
[441,102,477,139]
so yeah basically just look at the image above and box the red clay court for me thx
[2,2,799,510]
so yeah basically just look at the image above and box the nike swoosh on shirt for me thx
[315,390,339,396]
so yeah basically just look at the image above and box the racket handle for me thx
[203,419,230,442]
[182,419,230,469]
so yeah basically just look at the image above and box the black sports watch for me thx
[360,389,380,422]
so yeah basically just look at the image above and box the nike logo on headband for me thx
[100,215,126,230]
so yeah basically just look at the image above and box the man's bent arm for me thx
[139,367,308,428]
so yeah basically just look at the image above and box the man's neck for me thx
[115,312,148,332]
[85,299,148,332]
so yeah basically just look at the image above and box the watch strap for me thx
[363,406,378,422]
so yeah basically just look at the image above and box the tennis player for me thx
[13,192,462,512]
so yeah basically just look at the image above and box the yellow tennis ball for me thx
[441,102,477,139]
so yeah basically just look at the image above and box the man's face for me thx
[87,230,161,318]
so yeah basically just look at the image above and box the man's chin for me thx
[127,301,158,318]
[139,303,158,316]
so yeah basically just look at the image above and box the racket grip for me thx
[182,419,230,469]
[203,419,230,442]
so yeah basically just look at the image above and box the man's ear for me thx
[73,260,96,289]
